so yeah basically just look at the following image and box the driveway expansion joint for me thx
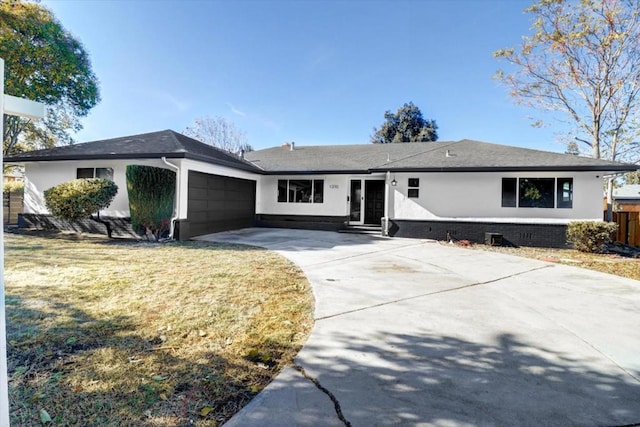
[293,364,352,427]
[315,265,553,321]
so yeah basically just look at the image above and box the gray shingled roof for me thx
[5,130,260,172]
[7,132,636,175]
[245,139,637,173]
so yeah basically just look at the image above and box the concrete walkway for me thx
[195,228,640,427]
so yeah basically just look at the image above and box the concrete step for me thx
[338,225,382,235]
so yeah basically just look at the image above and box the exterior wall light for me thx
[391,178,397,186]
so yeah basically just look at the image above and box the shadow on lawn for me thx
[291,329,640,427]
[5,292,289,426]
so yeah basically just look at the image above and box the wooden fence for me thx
[3,192,23,225]
[610,211,640,247]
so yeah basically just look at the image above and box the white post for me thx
[383,171,390,236]
[0,58,45,427]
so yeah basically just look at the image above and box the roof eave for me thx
[369,165,638,173]
[259,169,371,175]
[5,152,264,173]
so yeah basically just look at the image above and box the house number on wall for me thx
[329,184,339,189]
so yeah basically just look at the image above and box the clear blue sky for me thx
[40,0,566,152]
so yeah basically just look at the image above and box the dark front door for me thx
[364,180,384,225]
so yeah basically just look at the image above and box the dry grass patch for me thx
[467,243,640,281]
[5,232,314,426]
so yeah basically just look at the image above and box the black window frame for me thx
[501,177,574,209]
[556,178,573,209]
[277,179,324,203]
[408,178,419,198]
[501,178,517,207]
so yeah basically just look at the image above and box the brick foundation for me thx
[389,219,569,248]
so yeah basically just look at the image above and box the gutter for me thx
[161,157,180,239]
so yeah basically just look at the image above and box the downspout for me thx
[161,157,180,239]
[384,171,390,236]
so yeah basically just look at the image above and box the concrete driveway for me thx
[195,228,640,427]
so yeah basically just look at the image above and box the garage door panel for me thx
[207,189,225,199]
[207,177,225,189]
[189,173,209,187]
[189,200,208,212]
[189,188,208,200]
[187,171,256,237]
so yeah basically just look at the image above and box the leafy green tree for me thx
[126,165,176,241]
[0,0,100,155]
[371,102,438,144]
[44,178,118,237]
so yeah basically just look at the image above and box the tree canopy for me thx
[494,0,640,164]
[623,170,640,185]
[371,102,438,144]
[0,0,100,155]
[184,116,253,155]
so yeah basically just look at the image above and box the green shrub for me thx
[566,221,618,253]
[126,165,175,240]
[3,181,24,194]
[44,179,118,222]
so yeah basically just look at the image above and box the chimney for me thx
[282,142,291,149]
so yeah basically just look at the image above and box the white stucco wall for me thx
[23,158,260,219]
[390,171,605,223]
[24,159,173,217]
[24,158,609,226]
[257,174,354,216]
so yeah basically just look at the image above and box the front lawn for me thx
[4,232,314,426]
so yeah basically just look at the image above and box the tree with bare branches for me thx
[494,0,640,219]
[183,116,252,155]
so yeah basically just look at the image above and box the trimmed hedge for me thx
[566,221,618,253]
[126,165,175,240]
[44,178,118,222]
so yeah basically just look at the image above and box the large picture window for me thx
[277,179,324,203]
[501,177,573,209]
[519,178,555,208]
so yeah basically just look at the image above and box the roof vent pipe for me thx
[240,149,245,160]
[445,149,452,157]
[290,141,295,151]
